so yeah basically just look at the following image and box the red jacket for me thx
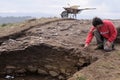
[85,20,117,45]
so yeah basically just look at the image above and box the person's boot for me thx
[112,44,115,50]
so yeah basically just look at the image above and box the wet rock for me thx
[60,68,66,74]
[64,56,71,61]
[15,68,26,74]
[5,66,16,74]
[49,71,59,77]
[44,65,53,70]
[52,33,58,36]
[44,65,57,70]
[45,58,54,62]
[38,68,48,75]
[65,69,71,76]
[79,58,85,64]
[27,65,37,73]
[58,75,65,80]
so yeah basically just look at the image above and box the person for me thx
[84,17,117,52]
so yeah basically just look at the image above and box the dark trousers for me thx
[93,30,114,51]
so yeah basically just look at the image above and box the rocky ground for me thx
[0,18,120,80]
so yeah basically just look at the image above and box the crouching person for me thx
[84,17,117,52]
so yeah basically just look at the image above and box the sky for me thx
[0,0,120,19]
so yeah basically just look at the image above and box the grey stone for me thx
[38,69,48,75]
[15,68,26,73]
[27,65,37,73]
[58,75,65,80]
[49,71,59,77]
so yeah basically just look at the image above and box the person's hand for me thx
[105,41,111,47]
[83,43,89,49]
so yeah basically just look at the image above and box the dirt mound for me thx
[0,18,120,80]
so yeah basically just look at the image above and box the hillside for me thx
[0,16,32,24]
[0,18,120,80]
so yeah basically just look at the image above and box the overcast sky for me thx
[0,0,120,19]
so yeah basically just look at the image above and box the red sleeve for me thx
[85,27,95,44]
[107,22,117,42]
